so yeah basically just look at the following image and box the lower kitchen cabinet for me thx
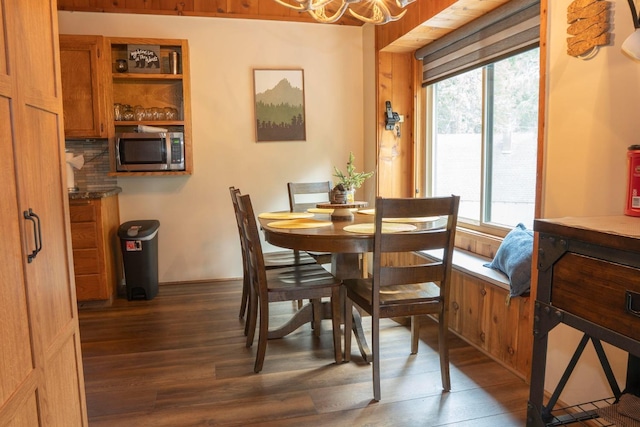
[69,194,120,302]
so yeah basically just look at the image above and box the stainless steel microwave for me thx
[116,132,185,172]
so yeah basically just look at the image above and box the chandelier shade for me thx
[273,0,414,25]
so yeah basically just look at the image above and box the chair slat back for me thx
[236,193,269,301]
[229,186,250,271]
[379,263,445,286]
[373,196,459,291]
[379,230,450,253]
[287,181,332,212]
[229,187,243,242]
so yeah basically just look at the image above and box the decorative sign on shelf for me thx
[566,0,611,59]
[127,44,161,73]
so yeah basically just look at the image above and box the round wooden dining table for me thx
[259,210,374,280]
[258,210,375,361]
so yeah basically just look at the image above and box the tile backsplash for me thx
[65,139,117,189]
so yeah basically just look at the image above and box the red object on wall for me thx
[626,145,640,216]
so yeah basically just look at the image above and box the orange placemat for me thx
[267,219,333,229]
[307,208,334,214]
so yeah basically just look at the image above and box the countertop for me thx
[68,186,122,200]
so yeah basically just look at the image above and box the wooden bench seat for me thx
[422,248,510,290]
[415,248,532,380]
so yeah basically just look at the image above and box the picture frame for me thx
[253,69,306,142]
[127,44,161,74]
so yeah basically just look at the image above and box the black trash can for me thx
[118,220,160,300]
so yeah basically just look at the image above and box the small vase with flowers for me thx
[332,152,374,204]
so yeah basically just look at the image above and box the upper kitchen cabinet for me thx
[108,37,193,175]
[60,34,112,139]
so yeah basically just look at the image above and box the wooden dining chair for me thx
[236,192,342,373]
[229,186,315,325]
[287,181,332,212]
[343,195,460,401]
[287,181,333,264]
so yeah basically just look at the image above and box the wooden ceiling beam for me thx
[56,0,365,26]
[56,0,511,53]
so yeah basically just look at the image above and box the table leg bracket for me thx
[533,302,563,339]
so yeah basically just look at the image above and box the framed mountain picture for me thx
[253,69,306,142]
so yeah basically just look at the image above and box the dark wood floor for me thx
[78,280,529,426]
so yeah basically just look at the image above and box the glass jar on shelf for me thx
[151,107,164,121]
[163,107,178,121]
[134,105,145,122]
[122,105,134,121]
[113,103,123,121]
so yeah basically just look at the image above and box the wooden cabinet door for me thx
[0,0,87,425]
[60,34,110,138]
[0,12,35,426]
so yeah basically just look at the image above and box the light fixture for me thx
[273,0,415,25]
[623,0,640,59]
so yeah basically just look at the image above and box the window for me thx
[424,48,539,233]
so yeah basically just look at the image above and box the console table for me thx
[528,216,640,426]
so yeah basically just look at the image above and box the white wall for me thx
[544,0,638,404]
[58,12,369,284]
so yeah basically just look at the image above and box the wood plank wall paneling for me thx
[377,51,415,198]
[455,228,503,259]
[192,0,222,14]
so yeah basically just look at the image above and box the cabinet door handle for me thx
[23,208,42,263]
[626,290,640,317]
